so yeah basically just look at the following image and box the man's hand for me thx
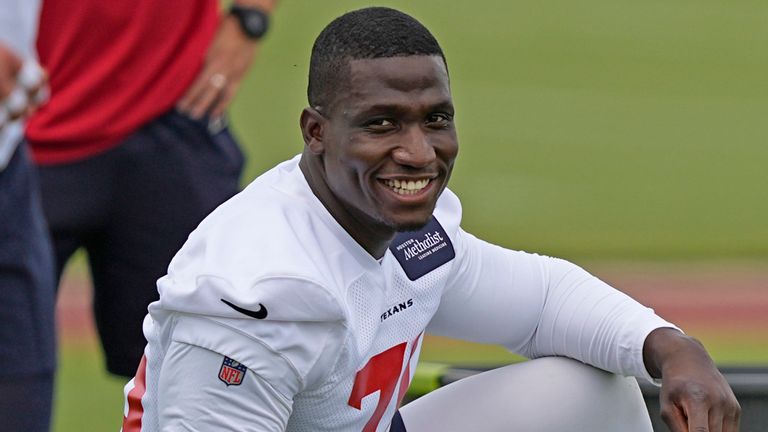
[0,43,23,101]
[176,14,260,120]
[1,43,47,131]
[1,43,22,129]
[644,327,740,432]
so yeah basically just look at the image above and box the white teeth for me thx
[383,178,431,195]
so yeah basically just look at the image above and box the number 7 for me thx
[348,334,422,432]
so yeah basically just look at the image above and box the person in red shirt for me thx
[25,0,277,378]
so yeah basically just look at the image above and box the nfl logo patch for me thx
[219,356,247,386]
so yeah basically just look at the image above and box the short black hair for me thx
[308,7,446,108]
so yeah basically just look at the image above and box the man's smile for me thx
[381,177,434,196]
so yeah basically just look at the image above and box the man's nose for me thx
[392,127,436,168]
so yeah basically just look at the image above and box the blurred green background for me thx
[231,0,768,261]
[53,0,767,430]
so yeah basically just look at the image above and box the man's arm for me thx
[430,229,740,431]
[156,341,292,431]
[429,231,671,380]
[177,0,277,119]
[643,328,740,432]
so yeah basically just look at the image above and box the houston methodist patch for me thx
[389,217,455,281]
[219,356,247,386]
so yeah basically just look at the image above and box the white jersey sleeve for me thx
[428,228,678,382]
[157,341,291,431]
[133,273,349,431]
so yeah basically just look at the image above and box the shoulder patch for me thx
[219,356,247,386]
[389,217,455,281]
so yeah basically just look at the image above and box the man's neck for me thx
[299,153,394,259]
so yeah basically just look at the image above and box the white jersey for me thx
[123,155,675,432]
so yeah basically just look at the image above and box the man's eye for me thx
[426,113,453,127]
[365,119,396,131]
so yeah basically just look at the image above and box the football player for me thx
[122,7,739,432]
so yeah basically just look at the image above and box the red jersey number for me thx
[348,335,422,432]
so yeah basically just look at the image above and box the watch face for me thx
[245,14,266,35]
[232,7,269,39]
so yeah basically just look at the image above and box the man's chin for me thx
[381,206,438,233]
[392,218,432,233]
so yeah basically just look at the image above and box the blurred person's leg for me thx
[0,373,54,432]
[0,145,56,432]
[89,110,244,377]
[36,141,119,284]
[399,356,653,432]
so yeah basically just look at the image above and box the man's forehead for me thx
[347,55,448,88]
[327,55,451,113]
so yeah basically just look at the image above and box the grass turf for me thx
[231,0,768,262]
[54,341,126,432]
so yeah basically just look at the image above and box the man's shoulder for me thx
[225,276,346,323]
[157,274,347,324]
[198,156,310,232]
[180,157,332,273]
[171,198,338,292]
[160,158,362,317]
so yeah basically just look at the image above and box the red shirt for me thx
[27,0,219,164]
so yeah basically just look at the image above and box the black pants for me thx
[0,145,56,432]
[37,110,244,377]
[390,411,407,431]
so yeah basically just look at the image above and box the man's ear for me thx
[300,107,326,154]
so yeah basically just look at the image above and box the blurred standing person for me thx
[25,0,277,378]
[0,0,56,431]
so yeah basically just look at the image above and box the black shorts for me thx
[36,109,244,377]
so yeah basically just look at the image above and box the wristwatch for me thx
[229,5,270,40]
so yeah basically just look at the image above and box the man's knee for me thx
[523,357,651,431]
[401,357,652,432]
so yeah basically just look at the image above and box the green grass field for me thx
[231,0,768,261]
[52,0,767,430]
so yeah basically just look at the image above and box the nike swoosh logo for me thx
[220,298,268,319]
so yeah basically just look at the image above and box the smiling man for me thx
[122,7,739,432]
[301,52,457,255]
